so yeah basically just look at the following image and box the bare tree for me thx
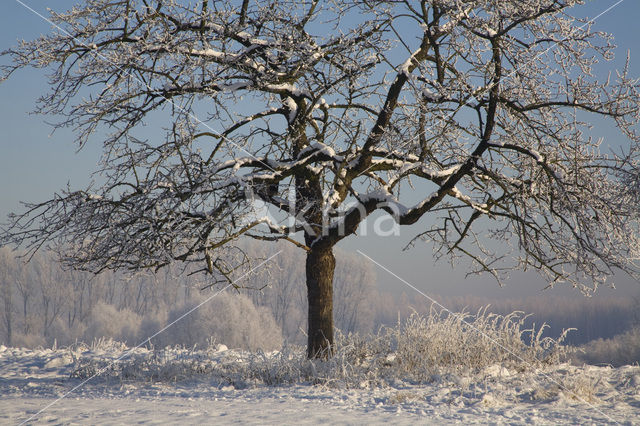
[14,257,36,336]
[2,0,640,358]
[0,248,15,345]
[32,255,70,339]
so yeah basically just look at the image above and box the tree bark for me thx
[305,244,335,359]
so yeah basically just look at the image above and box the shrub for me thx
[391,307,574,378]
[82,302,142,345]
[576,327,640,366]
[147,292,283,351]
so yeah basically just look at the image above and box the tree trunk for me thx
[305,244,335,359]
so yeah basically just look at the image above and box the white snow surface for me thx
[0,344,639,425]
[283,96,298,124]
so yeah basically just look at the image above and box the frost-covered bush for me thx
[391,308,574,378]
[47,317,86,347]
[576,327,640,367]
[82,302,142,345]
[147,292,283,351]
[10,332,47,349]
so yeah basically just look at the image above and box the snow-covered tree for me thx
[2,0,640,358]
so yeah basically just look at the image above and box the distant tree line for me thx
[0,243,637,351]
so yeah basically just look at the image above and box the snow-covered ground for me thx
[1,344,639,424]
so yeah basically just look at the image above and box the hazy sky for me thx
[1,0,639,302]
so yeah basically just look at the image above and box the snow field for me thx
[1,309,639,424]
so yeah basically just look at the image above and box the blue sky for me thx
[1,0,639,300]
